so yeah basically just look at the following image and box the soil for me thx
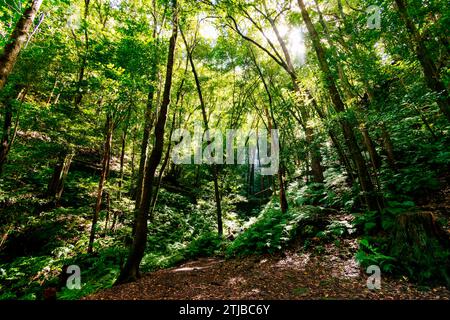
[85,185,450,300]
[85,239,450,300]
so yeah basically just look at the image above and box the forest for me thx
[0,0,449,301]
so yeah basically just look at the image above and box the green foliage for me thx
[138,190,224,273]
[184,232,224,259]
[290,171,355,211]
[226,200,321,256]
[57,246,127,300]
[323,220,355,238]
[0,217,127,300]
[293,183,326,206]
[1,0,450,300]
[355,199,450,287]
[382,165,440,198]
[353,199,417,234]
[355,238,395,273]
[0,256,56,300]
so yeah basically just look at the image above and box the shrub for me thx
[226,202,324,257]
[184,232,224,259]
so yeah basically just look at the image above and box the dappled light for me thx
[0,0,449,303]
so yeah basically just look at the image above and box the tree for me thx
[134,0,162,210]
[73,0,91,108]
[0,0,43,90]
[88,112,114,253]
[180,23,223,235]
[116,0,179,284]
[224,1,325,185]
[394,0,450,122]
[297,0,381,215]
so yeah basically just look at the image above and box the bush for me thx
[355,211,450,288]
[226,201,324,257]
[355,238,395,273]
[184,232,224,259]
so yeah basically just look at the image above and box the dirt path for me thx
[85,239,450,300]
[86,185,450,300]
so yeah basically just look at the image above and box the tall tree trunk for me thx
[129,126,137,196]
[395,0,450,121]
[88,114,113,253]
[298,0,380,216]
[257,137,265,194]
[134,2,161,209]
[249,49,288,212]
[180,26,223,236]
[0,0,43,90]
[135,39,159,211]
[111,127,127,232]
[266,15,324,184]
[112,128,127,232]
[313,1,382,173]
[149,65,187,217]
[115,0,178,284]
[135,74,157,210]
[73,0,91,108]
[306,126,325,183]
[104,190,111,233]
[249,163,255,195]
[277,163,288,213]
[149,111,176,218]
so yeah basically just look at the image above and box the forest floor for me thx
[86,185,450,300]
[85,240,450,300]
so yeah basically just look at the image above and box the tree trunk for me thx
[0,86,27,175]
[134,72,157,210]
[115,1,178,284]
[0,101,13,176]
[110,127,127,232]
[129,126,137,197]
[135,15,160,210]
[259,79,288,213]
[251,52,288,212]
[310,99,355,184]
[306,126,325,183]
[312,1,383,174]
[47,149,74,204]
[389,212,450,287]
[298,0,380,216]
[381,125,396,169]
[104,190,111,233]
[360,123,382,170]
[249,164,255,195]
[277,164,288,213]
[395,0,450,121]
[118,129,127,200]
[180,26,223,236]
[150,67,187,217]
[0,0,43,90]
[88,114,113,253]
[266,16,324,184]
[73,0,91,108]
[266,109,287,210]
